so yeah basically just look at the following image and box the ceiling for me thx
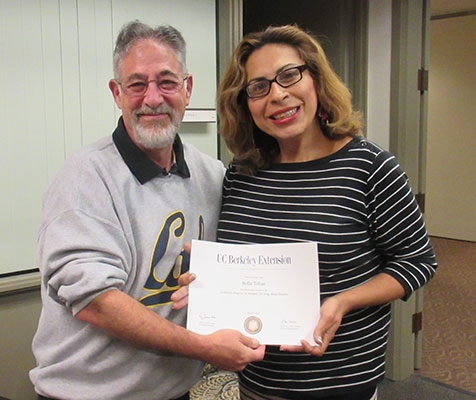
[430,0,476,16]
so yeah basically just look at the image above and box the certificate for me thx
[186,240,320,345]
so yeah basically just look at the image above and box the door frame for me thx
[216,0,242,167]
[386,0,430,380]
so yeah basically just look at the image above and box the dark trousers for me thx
[38,391,189,400]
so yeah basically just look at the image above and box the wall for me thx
[425,14,476,242]
[367,0,392,149]
[0,290,41,400]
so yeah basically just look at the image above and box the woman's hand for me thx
[280,274,406,356]
[171,271,196,310]
[302,295,345,356]
[279,295,346,356]
[171,242,196,310]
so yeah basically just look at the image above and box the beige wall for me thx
[425,15,476,242]
[0,289,41,400]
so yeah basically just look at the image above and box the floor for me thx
[191,368,476,400]
[417,236,476,394]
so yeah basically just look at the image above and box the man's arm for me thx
[76,288,265,371]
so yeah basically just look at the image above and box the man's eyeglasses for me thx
[244,65,309,99]
[116,75,188,97]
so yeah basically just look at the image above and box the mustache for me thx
[134,105,176,117]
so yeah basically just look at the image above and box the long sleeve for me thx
[367,149,437,299]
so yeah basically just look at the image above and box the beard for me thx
[131,104,181,149]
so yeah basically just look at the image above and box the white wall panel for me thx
[0,0,49,274]
[60,0,83,157]
[77,0,117,144]
[41,2,66,178]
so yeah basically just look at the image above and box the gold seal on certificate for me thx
[244,316,263,335]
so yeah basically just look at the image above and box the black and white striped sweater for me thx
[217,136,437,399]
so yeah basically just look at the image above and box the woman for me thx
[215,25,437,400]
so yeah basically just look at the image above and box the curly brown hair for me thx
[217,25,363,175]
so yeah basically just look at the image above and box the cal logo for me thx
[139,211,204,307]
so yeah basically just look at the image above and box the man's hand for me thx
[76,290,264,370]
[203,329,265,371]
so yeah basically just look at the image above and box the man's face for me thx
[109,39,192,150]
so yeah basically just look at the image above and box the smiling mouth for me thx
[270,107,298,120]
[138,112,166,117]
[137,112,170,122]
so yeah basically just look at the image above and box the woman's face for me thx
[245,43,319,148]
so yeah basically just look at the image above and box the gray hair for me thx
[113,20,187,79]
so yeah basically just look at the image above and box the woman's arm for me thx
[285,273,404,356]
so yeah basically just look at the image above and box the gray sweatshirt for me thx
[30,119,225,399]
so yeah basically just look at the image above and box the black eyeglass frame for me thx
[244,64,309,99]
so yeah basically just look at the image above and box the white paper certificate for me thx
[186,240,320,345]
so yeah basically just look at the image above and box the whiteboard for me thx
[0,0,217,276]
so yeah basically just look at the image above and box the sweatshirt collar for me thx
[112,117,190,184]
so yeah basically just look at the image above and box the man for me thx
[30,21,264,400]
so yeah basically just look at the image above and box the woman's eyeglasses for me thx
[244,65,308,99]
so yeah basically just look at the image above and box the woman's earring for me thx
[318,107,330,126]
